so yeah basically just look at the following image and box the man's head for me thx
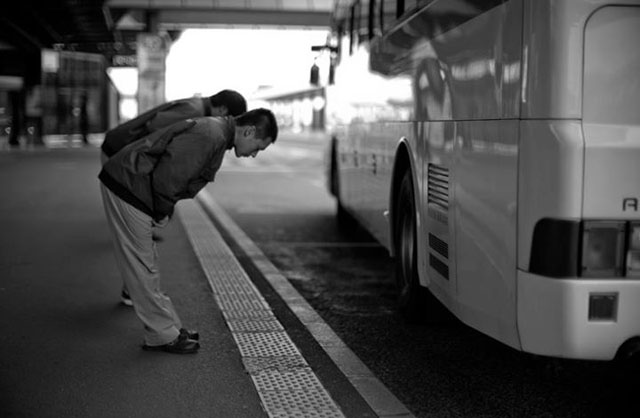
[233,108,278,158]
[209,90,247,117]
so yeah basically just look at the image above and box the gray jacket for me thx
[101,97,213,157]
[99,116,235,221]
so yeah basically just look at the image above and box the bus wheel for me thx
[394,171,423,321]
[336,201,355,229]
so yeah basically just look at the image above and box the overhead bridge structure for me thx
[1,0,331,60]
[0,0,332,145]
[109,0,333,29]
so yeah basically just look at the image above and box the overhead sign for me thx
[112,54,137,67]
[137,33,165,77]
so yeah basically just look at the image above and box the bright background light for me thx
[107,67,139,119]
[165,28,327,100]
[107,28,328,120]
[106,67,138,96]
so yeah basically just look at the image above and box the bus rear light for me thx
[630,223,640,249]
[530,219,640,278]
[627,223,640,277]
[581,221,625,277]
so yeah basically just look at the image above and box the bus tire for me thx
[336,201,355,229]
[394,171,424,321]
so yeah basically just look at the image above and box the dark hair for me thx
[235,108,278,143]
[209,90,247,116]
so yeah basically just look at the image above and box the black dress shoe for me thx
[180,328,199,341]
[142,333,199,354]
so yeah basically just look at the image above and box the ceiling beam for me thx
[156,8,330,28]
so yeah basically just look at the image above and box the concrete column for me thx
[136,12,167,113]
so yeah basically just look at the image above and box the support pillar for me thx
[136,12,167,113]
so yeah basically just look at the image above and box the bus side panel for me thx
[517,121,585,270]
[419,121,457,306]
[518,278,640,360]
[333,122,414,251]
[521,0,592,119]
[336,122,356,219]
[518,272,640,360]
[455,120,519,348]
[351,121,413,248]
[582,5,640,218]
[344,120,365,226]
[327,31,415,250]
[517,1,640,360]
[522,0,640,119]
[418,1,522,347]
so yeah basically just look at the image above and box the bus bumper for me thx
[517,270,640,360]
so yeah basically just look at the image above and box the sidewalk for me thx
[0,142,413,418]
[0,146,266,418]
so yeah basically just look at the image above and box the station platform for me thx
[0,140,413,418]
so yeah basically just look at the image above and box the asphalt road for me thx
[206,131,639,418]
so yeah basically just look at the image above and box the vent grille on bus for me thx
[428,233,448,259]
[429,254,449,280]
[427,163,449,211]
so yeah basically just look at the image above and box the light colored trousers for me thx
[100,183,181,345]
[101,151,134,297]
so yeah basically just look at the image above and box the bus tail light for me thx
[530,219,640,279]
[581,221,626,277]
[627,222,640,277]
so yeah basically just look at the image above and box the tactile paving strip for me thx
[268,410,344,418]
[221,308,274,320]
[216,295,271,312]
[227,318,284,333]
[253,370,326,392]
[243,356,309,374]
[234,332,301,357]
[253,371,342,415]
[179,200,346,418]
[197,192,417,418]
[259,390,342,411]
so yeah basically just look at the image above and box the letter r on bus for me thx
[623,198,638,211]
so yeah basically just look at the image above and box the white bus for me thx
[316,0,640,361]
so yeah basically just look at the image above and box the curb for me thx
[196,190,415,418]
